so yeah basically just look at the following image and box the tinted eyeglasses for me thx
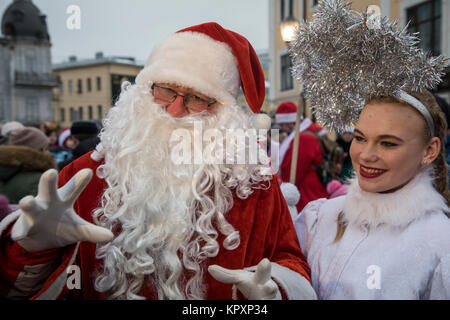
[151,84,216,113]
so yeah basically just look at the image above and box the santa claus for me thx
[0,23,316,300]
[276,102,328,212]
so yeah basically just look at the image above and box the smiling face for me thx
[350,100,440,193]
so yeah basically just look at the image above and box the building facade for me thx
[269,0,450,120]
[52,53,143,128]
[0,0,54,126]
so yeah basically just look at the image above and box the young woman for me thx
[294,89,450,299]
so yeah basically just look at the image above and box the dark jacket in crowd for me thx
[0,145,56,204]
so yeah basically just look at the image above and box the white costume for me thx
[294,169,450,299]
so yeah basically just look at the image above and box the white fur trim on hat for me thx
[1,121,24,136]
[58,129,71,147]
[135,32,240,106]
[275,112,297,124]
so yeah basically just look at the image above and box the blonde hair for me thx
[334,89,449,242]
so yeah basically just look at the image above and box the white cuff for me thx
[270,263,317,300]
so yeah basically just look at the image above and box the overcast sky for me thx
[0,0,269,63]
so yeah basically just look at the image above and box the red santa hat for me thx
[135,22,265,114]
[307,122,327,136]
[58,128,71,148]
[275,101,297,124]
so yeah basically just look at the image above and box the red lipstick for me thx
[359,165,387,179]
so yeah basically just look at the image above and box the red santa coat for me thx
[0,151,312,300]
[280,133,328,212]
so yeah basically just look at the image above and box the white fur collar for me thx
[343,169,449,229]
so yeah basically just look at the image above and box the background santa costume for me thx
[276,101,328,212]
[0,22,316,300]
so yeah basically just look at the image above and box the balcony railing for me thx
[15,71,57,87]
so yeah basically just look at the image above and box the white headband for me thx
[396,90,435,137]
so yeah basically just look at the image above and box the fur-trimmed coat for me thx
[294,169,450,299]
[0,145,55,204]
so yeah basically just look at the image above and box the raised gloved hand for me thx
[11,169,114,252]
[208,258,281,300]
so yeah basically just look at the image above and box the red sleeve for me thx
[263,177,311,283]
[0,221,61,298]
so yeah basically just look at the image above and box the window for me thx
[280,53,294,91]
[25,97,39,122]
[60,108,65,122]
[58,77,64,95]
[97,77,102,91]
[68,80,73,95]
[88,106,93,119]
[280,0,294,21]
[407,0,442,55]
[87,78,92,92]
[70,107,83,122]
[98,105,103,118]
[77,79,82,94]
[25,50,37,73]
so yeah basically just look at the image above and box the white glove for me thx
[11,169,114,252]
[208,258,282,300]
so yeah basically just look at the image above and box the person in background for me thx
[327,145,345,183]
[326,179,348,199]
[336,127,355,182]
[58,121,100,171]
[41,121,59,148]
[0,127,56,203]
[49,128,74,169]
[275,101,328,212]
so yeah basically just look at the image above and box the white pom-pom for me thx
[280,182,301,206]
[251,113,272,130]
[121,81,131,92]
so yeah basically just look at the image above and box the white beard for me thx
[92,84,272,300]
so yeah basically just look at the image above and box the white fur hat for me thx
[1,121,24,136]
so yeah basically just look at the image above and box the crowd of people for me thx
[0,120,101,212]
[0,0,449,301]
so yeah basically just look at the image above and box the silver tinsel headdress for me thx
[289,0,448,133]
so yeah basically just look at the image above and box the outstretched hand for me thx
[208,258,281,300]
[11,169,114,252]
